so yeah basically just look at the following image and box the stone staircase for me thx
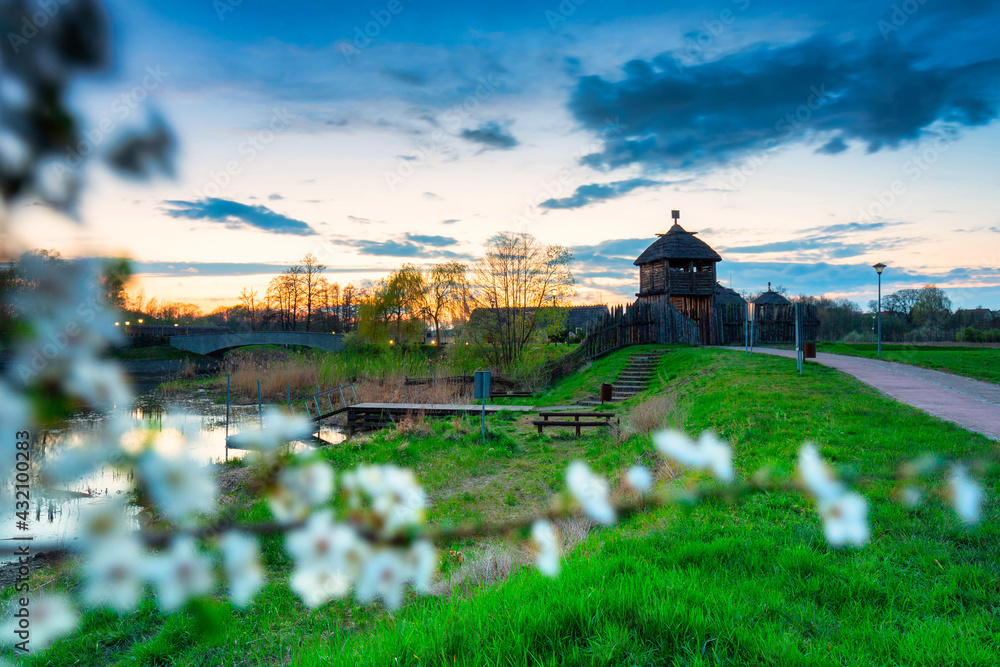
[580,351,666,406]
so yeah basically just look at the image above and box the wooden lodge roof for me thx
[634,222,722,265]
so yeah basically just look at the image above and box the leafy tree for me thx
[359,265,425,343]
[912,285,952,328]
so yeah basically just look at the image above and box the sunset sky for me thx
[17,0,1000,311]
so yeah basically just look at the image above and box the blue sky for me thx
[24,0,1000,309]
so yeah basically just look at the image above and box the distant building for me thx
[753,283,791,306]
[467,304,610,341]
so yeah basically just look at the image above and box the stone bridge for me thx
[169,332,344,355]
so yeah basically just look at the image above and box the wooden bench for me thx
[533,411,618,437]
[490,391,534,399]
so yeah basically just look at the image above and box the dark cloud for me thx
[541,178,666,209]
[441,219,460,225]
[331,235,473,260]
[161,198,317,236]
[268,193,284,200]
[569,37,1000,172]
[423,192,443,200]
[815,137,848,154]
[721,222,917,260]
[459,121,518,150]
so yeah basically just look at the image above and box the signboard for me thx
[474,370,491,400]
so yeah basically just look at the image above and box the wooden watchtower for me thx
[634,210,721,344]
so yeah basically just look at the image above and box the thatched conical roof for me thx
[634,222,722,265]
[715,283,747,307]
[754,287,791,305]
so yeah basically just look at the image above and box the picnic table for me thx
[533,411,618,436]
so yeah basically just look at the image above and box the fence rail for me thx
[544,296,700,382]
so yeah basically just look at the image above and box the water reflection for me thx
[1,388,345,562]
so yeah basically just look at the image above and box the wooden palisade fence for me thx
[544,297,699,381]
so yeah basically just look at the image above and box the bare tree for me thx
[239,287,262,332]
[299,253,325,332]
[472,232,574,367]
[424,261,468,344]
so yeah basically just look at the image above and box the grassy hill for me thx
[8,346,998,666]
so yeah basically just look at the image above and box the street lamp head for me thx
[873,262,887,275]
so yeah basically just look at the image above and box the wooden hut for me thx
[634,211,721,344]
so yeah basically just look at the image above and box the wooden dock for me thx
[347,402,536,434]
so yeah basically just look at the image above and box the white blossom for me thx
[407,540,437,594]
[83,535,146,612]
[286,510,365,608]
[147,537,214,611]
[798,444,870,548]
[949,464,984,525]
[818,492,870,547]
[625,465,653,494]
[220,532,265,608]
[531,520,561,577]
[0,128,30,175]
[40,438,119,486]
[355,549,409,610]
[797,443,844,503]
[62,357,131,411]
[652,430,735,483]
[78,498,131,546]
[268,460,335,523]
[901,487,922,508]
[566,460,615,525]
[139,451,217,525]
[0,381,31,464]
[343,464,426,535]
[228,408,313,452]
[0,594,78,651]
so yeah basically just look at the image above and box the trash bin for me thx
[804,342,817,359]
[600,383,613,403]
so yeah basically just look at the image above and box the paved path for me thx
[726,347,1000,440]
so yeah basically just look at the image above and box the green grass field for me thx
[5,347,999,666]
[817,342,1000,384]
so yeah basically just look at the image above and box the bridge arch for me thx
[170,332,344,355]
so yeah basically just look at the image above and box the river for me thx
[0,365,345,564]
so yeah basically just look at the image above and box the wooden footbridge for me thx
[227,381,574,448]
[345,402,536,434]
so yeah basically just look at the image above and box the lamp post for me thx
[873,263,886,356]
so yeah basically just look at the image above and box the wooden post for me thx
[225,373,230,459]
[257,379,263,427]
